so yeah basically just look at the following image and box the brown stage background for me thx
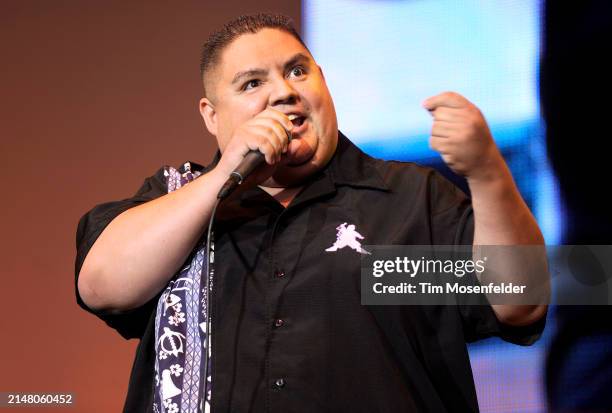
[0,2,300,411]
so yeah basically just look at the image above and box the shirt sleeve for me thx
[74,166,168,340]
[427,169,546,345]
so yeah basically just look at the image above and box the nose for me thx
[269,76,298,107]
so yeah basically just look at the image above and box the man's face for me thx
[200,28,338,187]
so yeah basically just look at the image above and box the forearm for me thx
[468,160,549,326]
[422,91,549,326]
[469,161,543,246]
[78,167,228,313]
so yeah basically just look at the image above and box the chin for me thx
[270,161,322,187]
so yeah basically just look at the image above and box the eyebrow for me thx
[230,53,312,86]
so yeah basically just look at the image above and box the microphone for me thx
[216,115,295,200]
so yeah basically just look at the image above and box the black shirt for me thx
[75,132,545,413]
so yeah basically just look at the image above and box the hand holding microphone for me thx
[216,108,296,199]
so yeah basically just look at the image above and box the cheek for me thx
[243,97,266,114]
[309,88,338,161]
[304,82,334,122]
[311,94,337,138]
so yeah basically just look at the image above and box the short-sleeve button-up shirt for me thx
[75,132,545,412]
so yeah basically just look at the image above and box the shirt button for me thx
[275,269,285,278]
[274,318,284,327]
[274,378,285,388]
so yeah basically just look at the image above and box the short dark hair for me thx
[199,13,308,98]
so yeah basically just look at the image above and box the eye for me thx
[243,79,261,91]
[289,66,306,78]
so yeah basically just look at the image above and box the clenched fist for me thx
[422,92,505,182]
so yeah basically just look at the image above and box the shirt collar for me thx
[328,131,390,192]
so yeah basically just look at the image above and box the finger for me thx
[255,113,293,146]
[249,123,286,165]
[250,118,291,150]
[259,139,279,165]
[422,91,468,111]
[246,125,282,164]
[268,121,290,156]
[429,136,451,153]
[260,107,294,135]
[431,121,458,138]
[429,107,466,123]
[243,134,275,165]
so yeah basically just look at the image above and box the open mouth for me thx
[289,115,306,127]
[291,116,306,126]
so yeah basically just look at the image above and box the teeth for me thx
[288,114,299,121]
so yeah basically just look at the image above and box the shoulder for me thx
[331,133,469,211]
[135,159,214,196]
[331,134,440,191]
[370,156,466,201]
[76,160,209,244]
[370,157,438,184]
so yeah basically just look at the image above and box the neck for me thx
[258,185,302,208]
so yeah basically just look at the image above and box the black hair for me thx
[199,13,308,98]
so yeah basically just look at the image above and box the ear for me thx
[199,97,218,136]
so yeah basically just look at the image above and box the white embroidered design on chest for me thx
[325,222,371,255]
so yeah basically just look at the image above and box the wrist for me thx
[208,165,232,186]
[465,150,509,186]
[211,156,236,181]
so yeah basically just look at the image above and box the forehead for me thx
[217,28,312,79]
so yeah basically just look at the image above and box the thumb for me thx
[422,97,435,111]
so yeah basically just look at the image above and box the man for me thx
[75,14,548,413]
